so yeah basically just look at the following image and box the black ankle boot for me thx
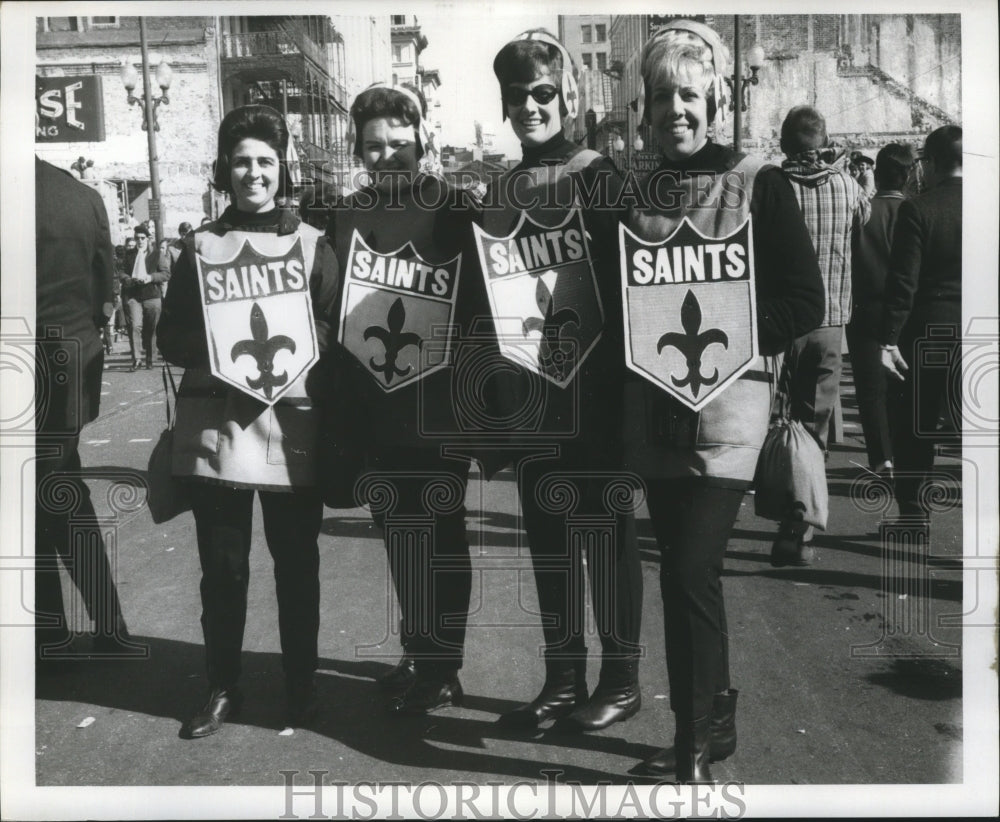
[675,715,714,785]
[634,689,738,776]
[378,654,417,694]
[181,686,243,739]
[390,670,462,715]
[497,664,588,729]
[558,659,640,732]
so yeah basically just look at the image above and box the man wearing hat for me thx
[121,223,168,370]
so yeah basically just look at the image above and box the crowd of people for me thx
[36,18,963,785]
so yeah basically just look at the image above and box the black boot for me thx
[390,668,463,716]
[497,663,587,730]
[558,659,640,732]
[378,654,417,694]
[633,689,738,776]
[675,715,714,785]
[181,686,243,739]
[285,675,319,728]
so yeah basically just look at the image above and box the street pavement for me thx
[32,345,966,788]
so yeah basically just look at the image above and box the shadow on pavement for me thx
[36,636,651,784]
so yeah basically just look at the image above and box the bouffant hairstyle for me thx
[641,30,722,125]
[349,84,426,158]
[493,32,573,117]
[212,105,292,197]
[923,125,962,173]
[874,143,915,191]
[780,105,828,157]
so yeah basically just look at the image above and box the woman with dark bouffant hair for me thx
[158,104,339,739]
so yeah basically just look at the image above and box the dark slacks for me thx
[189,482,322,687]
[646,478,744,721]
[516,450,643,667]
[35,435,127,655]
[887,308,962,517]
[784,325,845,450]
[366,448,472,674]
[125,295,161,365]
[845,305,893,468]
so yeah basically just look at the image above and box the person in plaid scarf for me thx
[773,105,870,566]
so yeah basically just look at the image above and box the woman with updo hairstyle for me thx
[317,82,485,715]
[158,104,339,739]
[622,22,824,782]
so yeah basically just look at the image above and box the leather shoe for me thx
[557,660,640,732]
[675,715,715,785]
[770,522,814,567]
[378,654,417,694]
[181,687,243,739]
[129,360,140,372]
[633,689,738,777]
[390,674,462,715]
[497,665,587,729]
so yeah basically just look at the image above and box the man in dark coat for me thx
[34,156,131,662]
[121,223,169,370]
[880,125,963,520]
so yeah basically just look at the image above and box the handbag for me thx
[752,356,829,530]
[146,365,192,523]
[753,418,829,530]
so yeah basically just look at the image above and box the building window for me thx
[596,52,607,71]
[581,25,592,44]
[41,17,80,32]
[391,15,406,25]
[581,53,593,70]
[596,24,607,42]
[88,16,119,28]
[393,44,405,62]
[392,73,398,86]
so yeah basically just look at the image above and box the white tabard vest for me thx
[624,153,776,482]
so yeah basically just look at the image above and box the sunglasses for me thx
[504,84,559,107]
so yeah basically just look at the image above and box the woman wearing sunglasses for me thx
[482,30,643,734]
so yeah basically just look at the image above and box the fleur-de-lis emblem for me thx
[657,289,729,398]
[231,302,296,399]
[522,276,580,380]
[364,297,423,385]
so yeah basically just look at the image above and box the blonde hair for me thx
[643,30,718,95]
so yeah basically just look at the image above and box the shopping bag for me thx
[146,365,191,523]
[753,417,829,530]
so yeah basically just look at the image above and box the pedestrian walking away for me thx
[846,143,915,476]
[880,125,963,523]
[621,19,824,783]
[157,104,339,738]
[481,30,644,736]
[772,104,870,565]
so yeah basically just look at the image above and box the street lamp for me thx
[726,15,766,153]
[725,42,765,114]
[119,18,169,243]
[121,57,172,131]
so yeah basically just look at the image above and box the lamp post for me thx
[725,15,765,153]
[120,18,172,242]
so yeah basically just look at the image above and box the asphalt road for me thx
[33,347,966,789]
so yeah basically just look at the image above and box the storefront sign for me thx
[35,75,106,143]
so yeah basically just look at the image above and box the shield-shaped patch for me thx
[473,209,604,387]
[339,230,461,393]
[196,236,318,406]
[619,217,758,412]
